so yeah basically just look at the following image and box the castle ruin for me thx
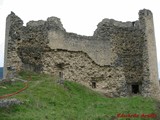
[3,9,160,100]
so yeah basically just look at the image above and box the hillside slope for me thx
[0,71,159,120]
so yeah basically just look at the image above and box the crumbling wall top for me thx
[7,11,23,27]
[27,20,45,27]
[46,16,65,31]
[139,9,152,17]
[96,18,139,28]
[26,16,65,31]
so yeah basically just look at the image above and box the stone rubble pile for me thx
[0,98,22,108]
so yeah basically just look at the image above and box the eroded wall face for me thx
[14,15,128,97]
[111,28,145,95]
[17,17,65,72]
[4,10,160,99]
[3,12,23,78]
[110,27,144,84]
[17,21,48,72]
[42,50,126,97]
[48,31,111,66]
[93,20,146,95]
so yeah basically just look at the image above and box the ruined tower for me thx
[3,9,160,100]
[139,9,160,99]
[3,12,23,79]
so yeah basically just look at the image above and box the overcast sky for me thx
[0,0,160,77]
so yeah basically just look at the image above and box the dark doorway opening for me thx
[132,22,135,26]
[91,81,96,88]
[132,84,139,94]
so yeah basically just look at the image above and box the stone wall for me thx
[3,9,160,99]
[48,31,111,66]
[139,10,160,99]
[3,12,23,79]
[42,50,126,97]
[93,18,144,82]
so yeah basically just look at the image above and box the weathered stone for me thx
[0,98,22,108]
[3,9,160,100]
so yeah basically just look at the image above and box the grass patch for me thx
[0,80,25,96]
[0,71,159,120]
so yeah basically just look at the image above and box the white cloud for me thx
[0,0,4,5]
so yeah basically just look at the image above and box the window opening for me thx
[91,81,96,88]
[132,84,139,94]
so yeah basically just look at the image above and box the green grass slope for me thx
[0,80,25,96]
[0,71,159,120]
